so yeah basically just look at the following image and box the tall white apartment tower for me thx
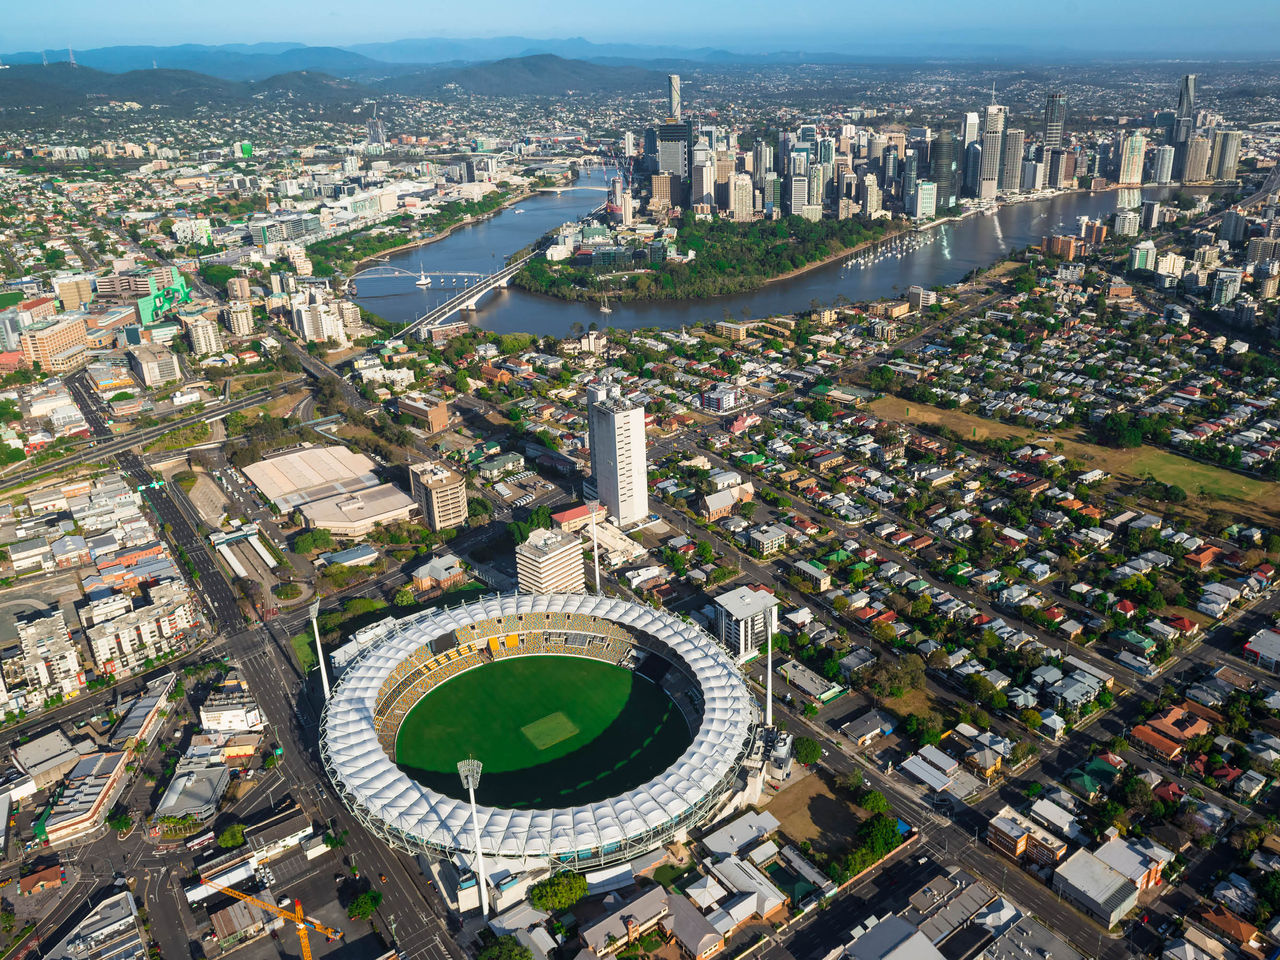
[587,380,648,527]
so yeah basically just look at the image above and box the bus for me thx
[187,831,216,852]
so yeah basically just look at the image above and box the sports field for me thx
[395,655,693,808]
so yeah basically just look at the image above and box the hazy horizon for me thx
[4,0,1278,58]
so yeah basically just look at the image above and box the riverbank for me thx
[354,186,533,270]
[515,219,913,306]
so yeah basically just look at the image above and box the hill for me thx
[0,63,371,112]
[383,54,665,97]
[1,43,386,82]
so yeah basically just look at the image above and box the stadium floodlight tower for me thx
[458,758,489,917]
[589,499,602,593]
[310,599,329,699]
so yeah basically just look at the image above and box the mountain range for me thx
[0,53,668,115]
[0,37,875,82]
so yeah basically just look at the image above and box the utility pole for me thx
[458,759,489,918]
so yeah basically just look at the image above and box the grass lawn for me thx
[0,292,22,309]
[290,633,318,674]
[395,655,691,808]
[869,396,1280,525]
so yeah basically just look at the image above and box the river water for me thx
[354,170,1175,338]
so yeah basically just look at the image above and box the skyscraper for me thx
[1117,132,1147,185]
[1183,135,1212,182]
[587,381,648,527]
[1153,145,1175,185]
[931,131,956,208]
[959,112,980,153]
[654,120,694,178]
[911,181,937,220]
[976,98,1008,199]
[1043,92,1067,152]
[1210,130,1243,180]
[1000,129,1025,192]
[730,173,754,222]
[752,141,774,186]
[690,160,715,208]
[1171,73,1196,177]
[667,74,681,120]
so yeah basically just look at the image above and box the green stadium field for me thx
[395,655,692,808]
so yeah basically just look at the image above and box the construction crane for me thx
[201,880,343,960]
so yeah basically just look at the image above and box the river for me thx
[354,170,1177,338]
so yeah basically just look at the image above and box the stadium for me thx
[320,593,758,870]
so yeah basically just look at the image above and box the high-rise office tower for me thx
[807,168,825,206]
[587,381,648,527]
[1043,92,1067,152]
[752,141,774,186]
[902,150,919,207]
[690,161,715,208]
[624,131,636,157]
[1210,130,1243,180]
[653,120,694,178]
[860,174,882,217]
[668,74,681,120]
[931,131,956,208]
[1000,129,1025,192]
[959,112,980,151]
[692,137,711,167]
[1171,73,1197,177]
[977,99,1007,198]
[963,142,983,196]
[1183,135,1212,182]
[882,146,899,185]
[911,181,937,220]
[787,175,807,215]
[1117,132,1146,185]
[866,134,888,169]
[817,137,836,166]
[1046,148,1068,188]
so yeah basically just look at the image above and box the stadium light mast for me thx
[765,631,773,728]
[310,600,330,699]
[589,500,602,593]
[458,758,489,918]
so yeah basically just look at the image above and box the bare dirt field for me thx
[769,769,866,858]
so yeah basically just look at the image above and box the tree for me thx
[107,810,133,833]
[794,737,822,765]
[859,790,890,814]
[529,871,588,912]
[217,823,246,849]
[479,937,533,960]
[1019,709,1042,730]
[393,587,415,607]
[347,890,382,920]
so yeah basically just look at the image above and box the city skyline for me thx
[3,0,1277,56]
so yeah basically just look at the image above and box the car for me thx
[379,874,387,882]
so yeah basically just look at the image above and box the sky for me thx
[5,0,1279,55]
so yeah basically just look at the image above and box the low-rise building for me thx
[1050,849,1138,927]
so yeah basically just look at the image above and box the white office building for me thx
[587,381,648,527]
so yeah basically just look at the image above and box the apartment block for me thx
[986,805,1067,866]
[408,460,467,532]
[515,528,585,594]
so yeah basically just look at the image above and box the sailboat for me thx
[599,295,613,314]
[415,270,431,287]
